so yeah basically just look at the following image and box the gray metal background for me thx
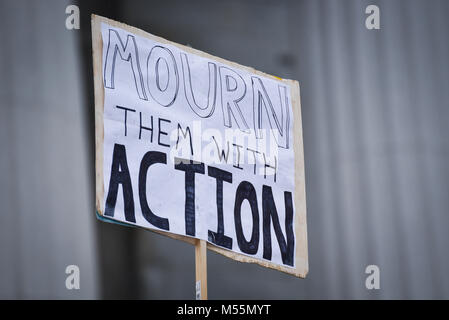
[0,0,448,299]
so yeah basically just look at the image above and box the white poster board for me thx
[92,15,308,277]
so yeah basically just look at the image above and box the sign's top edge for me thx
[91,14,299,87]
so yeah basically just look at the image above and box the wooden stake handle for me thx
[195,239,208,300]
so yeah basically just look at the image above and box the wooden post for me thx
[195,239,208,300]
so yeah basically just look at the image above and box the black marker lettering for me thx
[234,181,259,254]
[139,112,153,141]
[116,105,136,137]
[262,185,294,266]
[105,144,135,223]
[158,118,171,148]
[104,29,148,100]
[139,151,169,230]
[174,158,205,236]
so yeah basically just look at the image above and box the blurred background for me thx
[0,0,448,299]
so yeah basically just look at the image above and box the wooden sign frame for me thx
[92,14,308,283]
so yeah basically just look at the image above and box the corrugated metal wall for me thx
[0,0,448,299]
[0,0,98,298]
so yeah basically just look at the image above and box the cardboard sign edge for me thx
[91,14,308,278]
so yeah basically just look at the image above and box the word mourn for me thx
[112,106,281,177]
[93,16,308,276]
[103,28,291,149]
